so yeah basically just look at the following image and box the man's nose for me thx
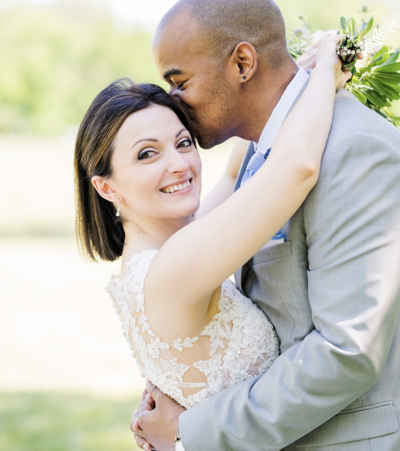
[169,85,179,96]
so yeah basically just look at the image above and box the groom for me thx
[132,0,400,450]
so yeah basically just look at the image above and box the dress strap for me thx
[173,381,209,388]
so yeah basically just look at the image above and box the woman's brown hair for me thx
[74,78,197,262]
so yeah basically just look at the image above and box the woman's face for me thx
[110,105,202,225]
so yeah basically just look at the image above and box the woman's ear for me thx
[91,176,120,203]
[227,41,258,85]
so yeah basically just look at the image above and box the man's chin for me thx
[196,131,227,150]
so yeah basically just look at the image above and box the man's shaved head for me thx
[157,0,288,65]
[153,0,296,148]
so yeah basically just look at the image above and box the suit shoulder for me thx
[317,91,400,185]
[331,89,400,143]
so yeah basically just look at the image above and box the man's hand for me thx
[131,387,154,451]
[131,382,186,451]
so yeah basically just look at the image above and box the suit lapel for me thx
[234,142,255,293]
[233,142,255,193]
[233,77,310,294]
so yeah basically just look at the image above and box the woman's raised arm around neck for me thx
[145,36,348,321]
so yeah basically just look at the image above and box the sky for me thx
[9,0,400,33]
[15,0,180,30]
[102,0,180,30]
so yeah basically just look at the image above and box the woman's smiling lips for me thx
[160,178,193,194]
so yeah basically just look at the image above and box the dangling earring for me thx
[116,199,120,217]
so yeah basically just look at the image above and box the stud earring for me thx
[243,76,247,80]
[116,199,120,217]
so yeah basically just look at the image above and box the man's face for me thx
[152,16,238,149]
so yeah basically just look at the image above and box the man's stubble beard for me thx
[195,76,237,149]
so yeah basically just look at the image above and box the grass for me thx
[0,392,141,451]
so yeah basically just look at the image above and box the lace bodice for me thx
[106,250,279,409]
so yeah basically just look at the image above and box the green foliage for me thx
[3,1,399,135]
[341,14,400,127]
[0,3,161,135]
[289,12,400,128]
[348,54,400,127]
[288,16,314,59]
[0,392,141,451]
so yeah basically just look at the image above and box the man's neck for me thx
[239,64,298,143]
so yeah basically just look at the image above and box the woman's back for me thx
[106,250,279,409]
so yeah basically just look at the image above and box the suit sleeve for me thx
[178,130,400,450]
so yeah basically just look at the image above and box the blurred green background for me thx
[1,1,399,450]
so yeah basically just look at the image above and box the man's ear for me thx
[91,176,120,203]
[227,41,258,85]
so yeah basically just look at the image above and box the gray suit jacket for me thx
[179,88,400,450]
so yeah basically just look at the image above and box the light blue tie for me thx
[240,148,271,187]
[240,147,284,242]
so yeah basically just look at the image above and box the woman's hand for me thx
[296,40,321,72]
[298,34,364,91]
[315,35,353,91]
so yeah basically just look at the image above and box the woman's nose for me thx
[168,149,190,173]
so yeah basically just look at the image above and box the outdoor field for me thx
[1,0,399,449]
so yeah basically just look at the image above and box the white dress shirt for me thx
[255,67,310,154]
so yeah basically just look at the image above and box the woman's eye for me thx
[177,138,193,149]
[138,150,157,160]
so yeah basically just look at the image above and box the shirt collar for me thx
[255,67,310,154]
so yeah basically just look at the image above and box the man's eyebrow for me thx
[131,138,158,149]
[163,68,183,81]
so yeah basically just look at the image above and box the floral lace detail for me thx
[106,250,280,409]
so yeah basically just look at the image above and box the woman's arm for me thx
[146,36,347,314]
[196,138,249,219]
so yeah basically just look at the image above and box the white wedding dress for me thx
[106,250,280,409]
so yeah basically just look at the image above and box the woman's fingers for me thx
[296,51,317,71]
[344,71,353,82]
[331,34,345,45]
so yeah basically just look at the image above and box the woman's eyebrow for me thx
[131,138,158,149]
[131,130,186,150]
[176,128,187,138]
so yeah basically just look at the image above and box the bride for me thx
[74,36,349,411]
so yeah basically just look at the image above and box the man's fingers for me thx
[145,393,156,409]
[139,395,155,414]
[130,416,142,433]
[134,424,146,439]
[134,433,153,451]
[146,381,163,402]
[141,388,148,402]
[130,410,140,433]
